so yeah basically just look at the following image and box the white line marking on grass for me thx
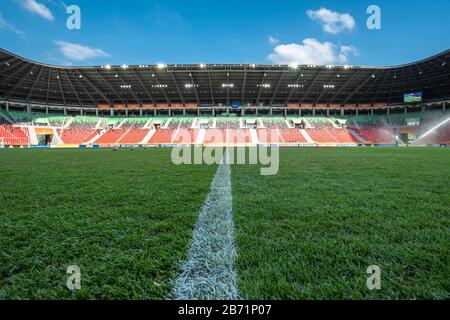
[173,149,240,300]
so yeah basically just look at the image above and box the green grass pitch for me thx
[0,147,449,299]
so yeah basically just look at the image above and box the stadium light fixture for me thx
[199,64,206,69]
[121,64,129,69]
[120,84,131,89]
[289,63,298,70]
[288,84,303,88]
[157,64,167,69]
[103,64,111,70]
[222,83,234,88]
[250,64,256,68]
[324,84,335,89]
[257,84,271,88]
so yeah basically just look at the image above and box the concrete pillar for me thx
[404,106,407,114]
[340,108,344,116]
[256,108,258,117]
[64,108,67,116]
[80,109,83,116]
[226,106,229,116]
[269,107,273,116]
[96,109,99,116]
[284,108,287,117]
[153,109,156,117]
[182,108,186,116]
[312,108,316,116]
[443,102,446,112]
[197,108,200,116]
[110,109,114,116]
[387,107,390,116]
[5,102,9,112]
[371,108,374,116]
[27,104,31,113]
[326,108,330,116]
[299,109,302,117]
[45,107,49,115]
[140,108,143,116]
[212,107,215,117]
[125,109,129,117]
[356,108,359,116]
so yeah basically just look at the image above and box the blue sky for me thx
[0,0,449,67]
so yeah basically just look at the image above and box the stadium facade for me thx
[0,48,449,147]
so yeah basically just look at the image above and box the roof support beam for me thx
[6,64,38,98]
[116,69,141,103]
[207,70,215,105]
[171,72,185,104]
[131,69,155,104]
[300,70,323,104]
[255,72,267,105]
[70,70,96,106]
[284,72,305,105]
[56,70,67,106]
[78,70,112,105]
[65,71,83,106]
[189,72,200,105]
[93,71,126,104]
[26,65,45,101]
[343,73,373,105]
[241,68,247,104]
[269,72,284,106]
[0,61,29,86]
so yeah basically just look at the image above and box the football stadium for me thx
[0,0,449,304]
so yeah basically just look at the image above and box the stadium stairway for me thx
[52,128,63,145]
[87,129,108,144]
[28,127,38,145]
[300,129,314,143]
[196,129,206,144]
[250,129,259,144]
[0,111,14,124]
[63,117,74,129]
[348,128,367,143]
[140,129,156,144]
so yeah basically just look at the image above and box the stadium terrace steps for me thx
[28,127,38,145]
[0,110,14,124]
[148,129,176,144]
[348,128,367,143]
[63,117,74,129]
[3,112,450,146]
[52,128,63,145]
[280,129,307,144]
[140,129,156,144]
[354,128,396,144]
[300,129,314,143]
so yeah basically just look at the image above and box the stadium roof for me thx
[0,48,449,108]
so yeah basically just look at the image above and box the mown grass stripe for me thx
[172,150,240,300]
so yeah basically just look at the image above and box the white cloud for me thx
[54,41,111,61]
[0,12,26,38]
[307,8,355,34]
[268,35,279,45]
[18,0,54,21]
[267,38,358,65]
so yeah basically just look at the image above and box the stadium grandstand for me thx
[0,48,449,148]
